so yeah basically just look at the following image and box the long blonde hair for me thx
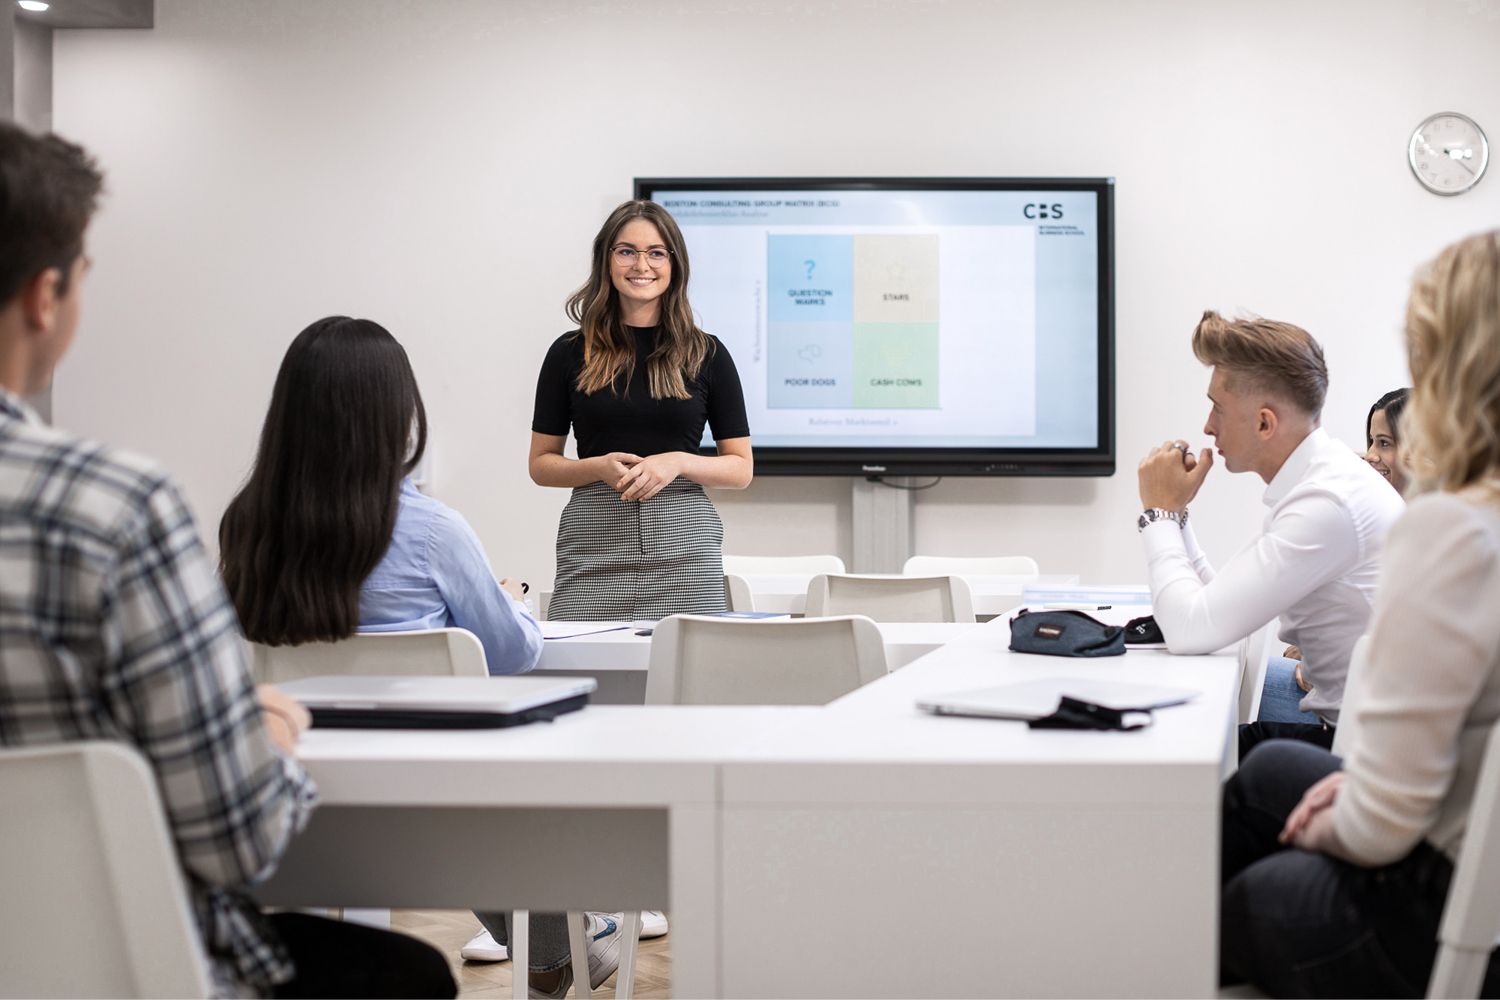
[1402,229,1500,495]
[565,200,710,400]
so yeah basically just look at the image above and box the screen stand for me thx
[852,478,913,573]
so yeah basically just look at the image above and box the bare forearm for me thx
[674,451,753,489]
[530,453,604,488]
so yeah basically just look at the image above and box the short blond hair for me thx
[1191,310,1328,416]
[1402,229,1500,494]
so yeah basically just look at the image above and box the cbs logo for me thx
[1023,203,1065,220]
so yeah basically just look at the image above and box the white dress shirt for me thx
[1141,427,1404,722]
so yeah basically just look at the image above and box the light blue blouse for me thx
[358,479,542,675]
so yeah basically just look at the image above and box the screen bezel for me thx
[633,176,1116,477]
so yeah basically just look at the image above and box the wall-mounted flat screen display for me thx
[635,177,1115,476]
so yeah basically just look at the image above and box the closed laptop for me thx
[279,675,597,729]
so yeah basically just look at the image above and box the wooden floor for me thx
[392,910,673,999]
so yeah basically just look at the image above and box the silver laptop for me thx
[916,678,1198,721]
[279,675,597,730]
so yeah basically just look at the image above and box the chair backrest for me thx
[1330,633,1373,758]
[1428,718,1500,999]
[645,615,888,705]
[722,553,846,575]
[0,741,213,998]
[804,573,976,623]
[724,573,756,612]
[901,555,1040,578]
[248,627,489,684]
[1236,621,1277,724]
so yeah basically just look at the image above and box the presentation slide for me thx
[655,187,1103,451]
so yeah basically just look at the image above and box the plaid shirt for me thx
[0,388,318,997]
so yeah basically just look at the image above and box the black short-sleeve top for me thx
[532,326,751,459]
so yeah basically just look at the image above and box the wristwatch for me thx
[1137,507,1188,532]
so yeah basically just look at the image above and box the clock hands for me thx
[1420,138,1479,175]
[1448,150,1477,175]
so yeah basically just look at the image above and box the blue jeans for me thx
[1257,655,1312,723]
[475,911,571,972]
[1221,740,1500,997]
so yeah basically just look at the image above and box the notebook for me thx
[279,675,597,730]
[916,678,1198,721]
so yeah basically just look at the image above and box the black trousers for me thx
[1221,739,1500,998]
[1238,719,1336,762]
[268,912,455,999]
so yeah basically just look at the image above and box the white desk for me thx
[535,621,983,703]
[257,615,1239,998]
[541,573,1079,619]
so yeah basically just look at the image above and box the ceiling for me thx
[14,0,153,29]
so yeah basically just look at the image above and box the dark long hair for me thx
[565,200,710,400]
[1365,387,1411,448]
[219,317,427,646]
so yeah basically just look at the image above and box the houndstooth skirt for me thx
[549,479,727,621]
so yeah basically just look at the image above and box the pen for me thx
[1041,603,1112,610]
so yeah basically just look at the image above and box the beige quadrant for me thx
[853,234,939,325]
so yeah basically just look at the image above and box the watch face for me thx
[1409,112,1489,195]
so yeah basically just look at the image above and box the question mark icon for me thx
[804,259,816,281]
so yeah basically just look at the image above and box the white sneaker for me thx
[639,910,669,939]
[528,913,622,999]
[582,912,623,988]
[460,928,509,963]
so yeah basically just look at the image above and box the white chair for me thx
[722,553,846,575]
[804,573,976,623]
[902,554,1040,577]
[0,741,213,998]
[248,627,488,684]
[724,573,756,612]
[1237,621,1277,725]
[1427,721,1500,999]
[645,614,888,706]
[1330,634,1372,759]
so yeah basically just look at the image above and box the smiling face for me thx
[609,218,671,324]
[1365,408,1406,493]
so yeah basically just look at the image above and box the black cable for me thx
[867,476,943,491]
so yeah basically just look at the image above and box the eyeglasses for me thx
[611,245,673,268]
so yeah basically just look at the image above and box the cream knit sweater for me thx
[1333,488,1500,865]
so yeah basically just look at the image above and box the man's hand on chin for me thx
[1138,439,1214,511]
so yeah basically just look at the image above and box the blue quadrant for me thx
[768,235,853,323]
[767,322,854,408]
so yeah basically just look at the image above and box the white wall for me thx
[51,0,1500,587]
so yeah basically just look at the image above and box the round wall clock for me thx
[1409,112,1488,195]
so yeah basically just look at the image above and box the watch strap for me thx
[1137,507,1188,532]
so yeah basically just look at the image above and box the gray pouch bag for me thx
[1008,609,1126,657]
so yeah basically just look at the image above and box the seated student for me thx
[219,319,619,996]
[1220,229,1500,997]
[1136,312,1404,759]
[0,123,453,997]
[218,316,542,675]
[1260,386,1413,723]
[1364,386,1412,494]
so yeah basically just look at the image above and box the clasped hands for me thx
[1137,438,1215,512]
[599,451,684,502]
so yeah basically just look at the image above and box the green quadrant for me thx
[852,323,939,408]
